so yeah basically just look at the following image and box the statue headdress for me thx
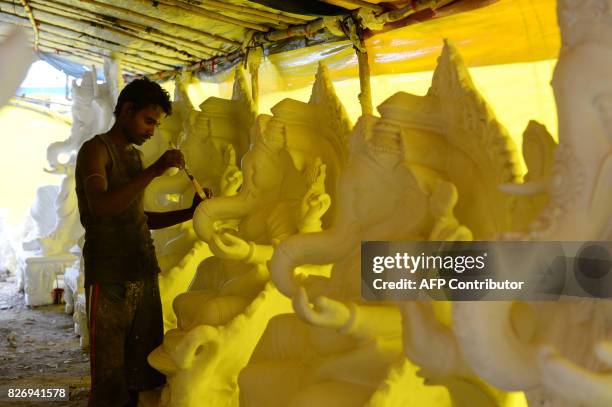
[377,41,524,238]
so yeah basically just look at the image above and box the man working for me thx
[75,78,202,406]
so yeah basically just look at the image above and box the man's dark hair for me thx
[114,77,172,117]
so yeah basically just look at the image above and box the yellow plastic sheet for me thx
[173,0,558,168]
[250,0,559,91]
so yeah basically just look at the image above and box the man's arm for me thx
[76,138,182,218]
[145,208,195,230]
[145,193,205,230]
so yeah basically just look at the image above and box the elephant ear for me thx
[424,40,524,238]
[522,120,557,182]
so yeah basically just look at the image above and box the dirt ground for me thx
[0,274,90,406]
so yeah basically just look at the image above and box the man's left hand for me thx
[191,193,204,211]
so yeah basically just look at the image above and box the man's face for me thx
[122,104,164,146]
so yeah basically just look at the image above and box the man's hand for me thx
[191,192,203,210]
[150,149,185,176]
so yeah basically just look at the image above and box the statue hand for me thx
[292,286,351,329]
[300,159,330,231]
[220,145,243,196]
[210,231,250,260]
[429,180,458,218]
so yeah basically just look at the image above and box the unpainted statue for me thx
[239,36,532,405]
[23,60,119,256]
[445,1,612,406]
[139,69,257,330]
[148,63,351,407]
[0,26,34,107]
[397,41,537,407]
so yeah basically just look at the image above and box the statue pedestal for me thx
[63,259,88,349]
[74,292,89,350]
[23,253,76,306]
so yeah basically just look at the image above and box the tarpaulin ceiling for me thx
[0,0,558,80]
[253,0,558,90]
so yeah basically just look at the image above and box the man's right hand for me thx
[150,149,185,176]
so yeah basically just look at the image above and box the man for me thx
[75,78,202,406]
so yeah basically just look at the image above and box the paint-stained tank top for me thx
[75,133,160,287]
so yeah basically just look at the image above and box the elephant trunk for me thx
[270,223,359,297]
[193,190,256,242]
[452,301,540,391]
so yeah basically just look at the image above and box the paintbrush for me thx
[169,141,210,200]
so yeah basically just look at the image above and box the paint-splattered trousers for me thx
[86,276,165,407]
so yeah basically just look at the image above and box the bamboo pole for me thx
[77,0,241,47]
[0,3,199,61]
[250,64,259,106]
[179,0,307,25]
[19,0,40,49]
[252,18,327,44]
[158,0,270,32]
[0,11,189,67]
[356,49,372,115]
[25,0,217,58]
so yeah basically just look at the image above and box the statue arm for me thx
[243,241,274,265]
[292,287,402,341]
[339,303,403,341]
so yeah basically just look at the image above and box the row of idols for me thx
[142,12,611,404]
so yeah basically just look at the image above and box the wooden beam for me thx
[19,0,40,49]
[252,18,327,44]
